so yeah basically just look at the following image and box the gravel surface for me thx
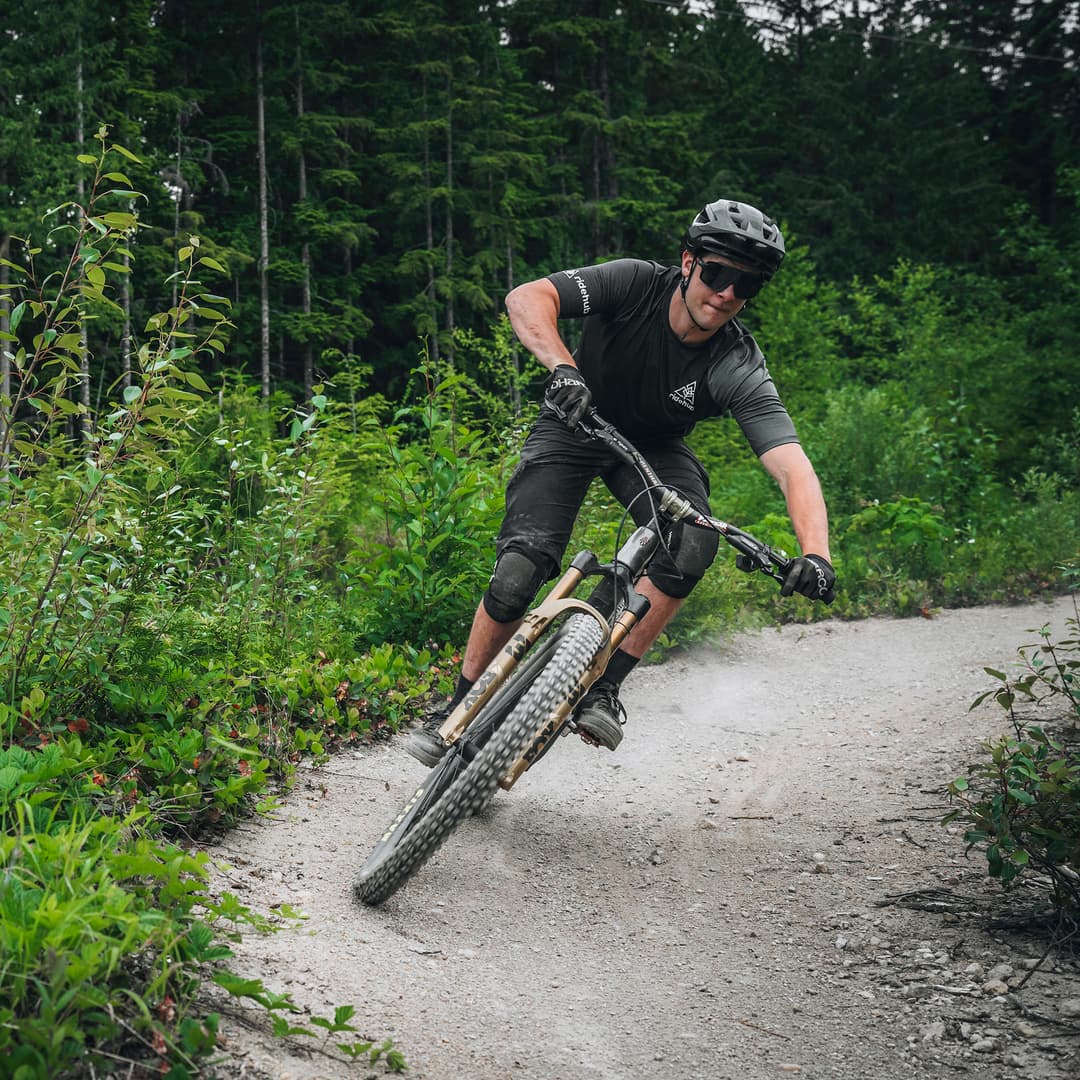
[204,595,1080,1079]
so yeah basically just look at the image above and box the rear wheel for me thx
[354,612,605,906]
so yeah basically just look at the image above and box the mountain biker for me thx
[407,198,834,767]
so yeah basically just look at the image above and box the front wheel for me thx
[353,612,606,906]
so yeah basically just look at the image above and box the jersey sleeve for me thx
[706,335,800,457]
[547,259,657,319]
[729,374,800,457]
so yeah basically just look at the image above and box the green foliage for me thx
[1,132,232,718]
[736,239,848,418]
[1,157,416,1076]
[348,365,509,648]
[946,610,1080,922]
[845,497,950,584]
[209,975,406,1071]
[971,615,1080,724]
[0,789,247,1077]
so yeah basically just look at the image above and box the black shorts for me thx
[496,413,716,597]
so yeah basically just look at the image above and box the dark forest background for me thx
[3,0,1077,402]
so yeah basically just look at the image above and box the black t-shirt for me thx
[548,258,799,456]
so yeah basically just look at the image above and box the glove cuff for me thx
[551,363,584,380]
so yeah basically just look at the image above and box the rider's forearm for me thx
[505,279,578,373]
[760,444,832,562]
[786,485,831,563]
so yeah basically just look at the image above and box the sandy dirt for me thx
[203,595,1080,1080]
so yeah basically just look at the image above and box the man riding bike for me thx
[408,198,834,766]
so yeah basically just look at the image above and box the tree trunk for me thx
[506,236,520,417]
[76,38,91,441]
[120,243,132,391]
[444,71,455,374]
[256,19,271,402]
[172,108,182,314]
[422,75,440,366]
[296,11,313,403]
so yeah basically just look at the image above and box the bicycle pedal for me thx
[567,720,602,748]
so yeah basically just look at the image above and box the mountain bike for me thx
[354,410,813,906]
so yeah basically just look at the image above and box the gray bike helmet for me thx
[683,199,786,276]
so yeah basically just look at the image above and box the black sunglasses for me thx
[696,259,767,299]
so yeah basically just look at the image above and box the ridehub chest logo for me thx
[669,380,696,411]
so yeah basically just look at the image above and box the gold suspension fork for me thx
[437,562,605,747]
[497,602,643,791]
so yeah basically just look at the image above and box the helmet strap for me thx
[680,256,710,333]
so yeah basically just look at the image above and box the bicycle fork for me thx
[436,526,661,790]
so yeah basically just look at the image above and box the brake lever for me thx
[728,530,790,584]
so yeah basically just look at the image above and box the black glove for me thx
[781,554,836,603]
[544,364,592,429]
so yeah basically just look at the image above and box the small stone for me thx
[776,1066,802,1074]
[981,979,1009,996]
[987,962,1014,981]
[1060,998,1080,1019]
[920,1021,946,1043]
[971,1037,997,1053]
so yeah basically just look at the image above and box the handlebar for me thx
[572,408,795,586]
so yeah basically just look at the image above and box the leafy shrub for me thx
[348,367,509,647]
[0,786,245,1077]
[946,607,1080,923]
[1,141,231,721]
[844,496,950,584]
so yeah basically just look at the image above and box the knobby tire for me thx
[353,612,606,906]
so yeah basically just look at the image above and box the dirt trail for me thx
[206,596,1080,1080]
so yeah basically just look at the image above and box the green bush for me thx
[946,608,1080,920]
[347,367,510,648]
[0,768,254,1077]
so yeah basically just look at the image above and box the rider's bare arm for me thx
[505,279,578,373]
[759,442,831,562]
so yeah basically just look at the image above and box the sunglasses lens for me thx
[699,261,765,299]
[734,271,764,299]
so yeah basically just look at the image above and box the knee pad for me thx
[482,550,550,623]
[645,525,720,600]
